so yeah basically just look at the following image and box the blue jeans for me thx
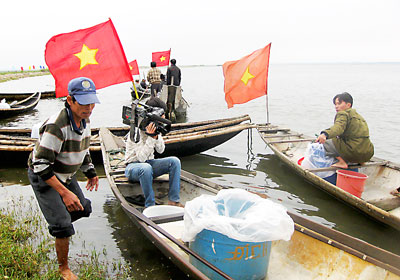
[125,156,181,207]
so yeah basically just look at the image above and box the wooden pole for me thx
[266,43,271,125]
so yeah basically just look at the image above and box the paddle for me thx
[122,202,234,280]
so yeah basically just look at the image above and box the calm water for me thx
[0,64,399,278]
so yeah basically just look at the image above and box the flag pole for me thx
[132,80,139,99]
[266,94,269,124]
[265,43,271,125]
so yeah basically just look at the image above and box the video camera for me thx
[122,100,171,142]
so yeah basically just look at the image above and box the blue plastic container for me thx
[189,229,272,280]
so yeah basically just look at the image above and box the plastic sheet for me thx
[182,189,294,243]
[302,142,335,178]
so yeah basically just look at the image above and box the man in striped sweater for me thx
[28,77,100,280]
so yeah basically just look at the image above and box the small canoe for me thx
[100,126,400,280]
[0,90,55,100]
[0,92,41,118]
[257,124,400,232]
[0,115,252,163]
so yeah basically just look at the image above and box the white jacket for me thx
[125,130,165,164]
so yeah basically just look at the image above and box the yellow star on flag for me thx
[74,44,99,70]
[160,56,166,62]
[129,65,133,70]
[241,66,255,85]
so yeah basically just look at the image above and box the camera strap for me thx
[130,102,139,143]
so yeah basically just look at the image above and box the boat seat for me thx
[114,174,170,183]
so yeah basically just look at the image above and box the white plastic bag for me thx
[182,189,294,243]
[302,142,335,178]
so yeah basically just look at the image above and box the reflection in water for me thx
[102,198,189,280]
[181,153,255,178]
[0,166,30,186]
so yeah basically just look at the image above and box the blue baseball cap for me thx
[68,77,100,105]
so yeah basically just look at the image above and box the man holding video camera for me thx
[124,102,183,208]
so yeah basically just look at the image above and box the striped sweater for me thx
[28,108,96,184]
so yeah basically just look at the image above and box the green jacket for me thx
[323,108,374,163]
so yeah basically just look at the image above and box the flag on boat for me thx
[152,49,171,67]
[45,19,132,98]
[129,60,140,75]
[222,43,271,108]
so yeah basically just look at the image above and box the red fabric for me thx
[45,19,132,98]
[222,43,271,108]
[128,60,140,75]
[152,50,171,67]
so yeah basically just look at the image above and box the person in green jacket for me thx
[316,92,374,169]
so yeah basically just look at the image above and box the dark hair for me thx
[64,96,77,108]
[145,96,167,112]
[333,92,353,107]
[170,59,176,65]
[150,61,156,67]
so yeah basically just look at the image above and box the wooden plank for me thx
[261,133,304,139]
[258,128,290,133]
[100,127,119,152]
[267,138,314,144]
[307,161,388,173]
[150,212,184,224]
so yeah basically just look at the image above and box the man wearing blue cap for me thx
[28,77,100,280]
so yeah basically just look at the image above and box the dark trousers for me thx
[28,169,92,238]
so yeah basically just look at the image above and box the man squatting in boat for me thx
[27,77,100,280]
[316,92,374,169]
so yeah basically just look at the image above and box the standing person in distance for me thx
[166,58,181,87]
[27,77,100,280]
[166,59,182,119]
[147,61,162,96]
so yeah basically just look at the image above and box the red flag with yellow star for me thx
[128,60,140,75]
[222,43,271,108]
[45,19,132,97]
[152,49,171,67]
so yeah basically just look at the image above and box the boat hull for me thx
[257,124,400,232]
[0,115,251,164]
[0,92,41,118]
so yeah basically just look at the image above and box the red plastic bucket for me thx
[336,170,368,198]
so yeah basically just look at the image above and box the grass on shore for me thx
[0,195,132,279]
[0,70,50,83]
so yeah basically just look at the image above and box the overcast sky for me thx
[1,0,399,70]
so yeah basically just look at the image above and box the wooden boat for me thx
[0,114,252,163]
[0,92,41,118]
[100,126,400,279]
[257,123,400,232]
[0,90,55,100]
